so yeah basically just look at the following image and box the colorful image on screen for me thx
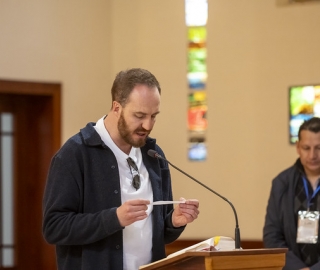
[289,84,320,144]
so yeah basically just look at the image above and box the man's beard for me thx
[118,112,149,148]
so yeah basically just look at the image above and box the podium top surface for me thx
[139,248,288,270]
[186,247,288,257]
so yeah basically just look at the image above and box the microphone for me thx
[147,149,241,249]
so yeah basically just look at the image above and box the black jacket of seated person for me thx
[263,159,320,270]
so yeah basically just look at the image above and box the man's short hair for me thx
[111,68,161,107]
[298,117,320,140]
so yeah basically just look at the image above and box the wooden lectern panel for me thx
[139,248,287,270]
[205,252,285,270]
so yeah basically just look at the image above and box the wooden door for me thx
[0,80,61,270]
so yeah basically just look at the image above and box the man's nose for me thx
[310,149,318,158]
[142,118,154,131]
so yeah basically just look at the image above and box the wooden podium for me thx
[139,248,287,270]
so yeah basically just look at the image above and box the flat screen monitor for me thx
[289,84,320,144]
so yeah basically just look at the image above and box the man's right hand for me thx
[116,199,150,227]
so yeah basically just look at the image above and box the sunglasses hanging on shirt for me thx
[126,157,141,190]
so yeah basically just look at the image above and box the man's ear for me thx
[113,101,121,112]
[296,140,300,155]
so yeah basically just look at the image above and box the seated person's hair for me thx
[298,117,320,140]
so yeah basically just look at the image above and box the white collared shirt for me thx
[94,116,153,270]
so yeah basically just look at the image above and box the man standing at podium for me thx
[263,117,320,270]
[42,68,200,270]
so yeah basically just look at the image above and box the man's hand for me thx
[116,199,150,227]
[171,198,199,228]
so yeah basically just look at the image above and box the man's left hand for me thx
[172,198,199,227]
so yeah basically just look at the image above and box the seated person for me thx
[263,117,320,270]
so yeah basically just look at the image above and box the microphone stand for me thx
[151,151,241,249]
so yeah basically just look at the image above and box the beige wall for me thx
[1,0,320,241]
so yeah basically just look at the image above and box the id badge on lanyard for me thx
[297,211,319,244]
[296,177,320,244]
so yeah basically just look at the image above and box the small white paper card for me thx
[150,200,186,205]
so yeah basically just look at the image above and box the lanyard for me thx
[302,177,320,210]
